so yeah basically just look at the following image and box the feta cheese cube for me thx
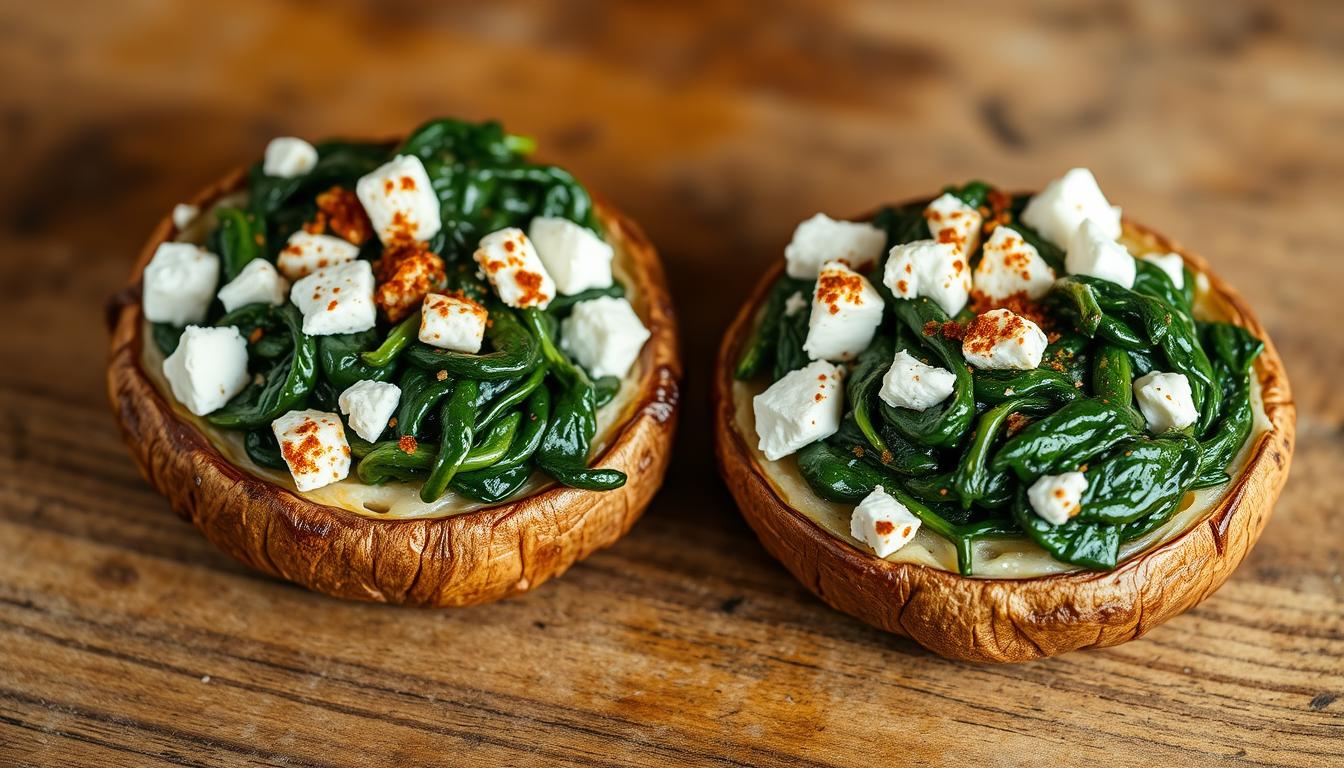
[804,260,884,362]
[1140,251,1186,290]
[973,225,1057,300]
[784,213,886,280]
[923,193,983,255]
[276,231,360,281]
[355,154,442,244]
[560,296,651,379]
[882,239,971,317]
[172,203,199,230]
[1020,167,1122,248]
[962,308,1048,370]
[1133,371,1198,434]
[337,380,401,443]
[263,137,318,178]
[1027,471,1088,525]
[1066,218,1136,288]
[527,216,614,295]
[271,409,351,492]
[419,292,488,353]
[473,227,556,309]
[849,486,922,558]
[879,349,956,411]
[142,242,220,326]
[290,260,377,336]
[161,325,250,416]
[217,259,289,312]
[784,291,807,316]
[752,360,844,461]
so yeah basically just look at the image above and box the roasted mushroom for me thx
[715,175,1292,662]
[109,120,680,605]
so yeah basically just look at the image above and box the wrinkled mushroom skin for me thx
[714,206,1293,663]
[108,165,681,607]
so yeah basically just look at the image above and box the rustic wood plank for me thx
[1,0,1341,764]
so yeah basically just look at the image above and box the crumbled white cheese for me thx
[1140,251,1186,290]
[473,227,556,309]
[1066,218,1136,288]
[419,292,488,354]
[753,359,844,461]
[289,260,377,336]
[962,308,1048,370]
[172,203,199,230]
[849,485,922,557]
[1133,371,1198,434]
[784,291,807,316]
[161,325,250,416]
[561,296,650,379]
[276,231,360,281]
[879,349,957,411]
[527,216,614,295]
[337,380,401,443]
[923,193,983,255]
[355,154,442,244]
[1020,168,1122,248]
[217,259,289,312]
[142,242,220,326]
[1027,471,1088,525]
[1195,271,1210,296]
[973,225,1056,300]
[804,260,884,362]
[263,137,318,178]
[784,213,887,280]
[271,409,351,492]
[882,239,971,317]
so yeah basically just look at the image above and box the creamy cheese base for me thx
[143,196,646,519]
[732,228,1270,579]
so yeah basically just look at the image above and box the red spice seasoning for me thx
[312,186,373,245]
[280,418,326,475]
[923,319,968,341]
[374,240,446,321]
[815,267,867,316]
[969,290,1057,341]
[513,270,549,307]
[963,311,1028,357]
[980,189,1014,236]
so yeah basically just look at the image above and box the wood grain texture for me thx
[106,167,681,607]
[714,215,1295,662]
[1,0,1341,765]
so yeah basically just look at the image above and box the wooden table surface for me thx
[2,1,1341,765]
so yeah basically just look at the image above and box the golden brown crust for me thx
[107,166,681,607]
[713,209,1294,663]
